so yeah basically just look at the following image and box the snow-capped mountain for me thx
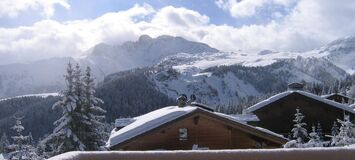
[147,52,348,107]
[319,36,355,74]
[82,35,219,78]
[0,35,218,98]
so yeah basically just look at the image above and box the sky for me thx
[0,0,355,64]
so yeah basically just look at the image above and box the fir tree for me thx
[331,115,355,146]
[304,125,322,147]
[41,62,85,157]
[284,108,308,148]
[81,66,106,150]
[0,133,10,153]
[9,116,30,160]
[331,121,339,137]
[291,108,308,143]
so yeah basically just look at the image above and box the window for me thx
[179,128,188,140]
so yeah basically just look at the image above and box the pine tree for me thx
[41,62,85,157]
[284,108,308,148]
[9,116,30,160]
[331,115,355,146]
[305,125,322,147]
[331,121,339,137]
[81,66,106,150]
[0,133,10,153]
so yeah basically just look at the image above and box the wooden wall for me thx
[112,111,281,150]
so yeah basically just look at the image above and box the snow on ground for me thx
[0,154,4,160]
[0,92,60,102]
[49,147,355,160]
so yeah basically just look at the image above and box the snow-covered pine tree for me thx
[316,122,324,141]
[0,133,10,153]
[81,66,106,150]
[304,125,322,147]
[331,115,355,146]
[331,121,339,136]
[41,62,85,157]
[9,116,29,160]
[284,108,308,148]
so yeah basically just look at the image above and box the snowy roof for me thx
[246,90,355,113]
[218,113,259,122]
[107,105,285,148]
[115,118,135,128]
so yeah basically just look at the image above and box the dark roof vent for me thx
[177,94,188,107]
[288,82,304,90]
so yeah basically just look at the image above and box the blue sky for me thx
[0,0,354,64]
[0,0,293,28]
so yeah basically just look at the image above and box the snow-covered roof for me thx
[246,90,355,113]
[218,113,259,122]
[107,105,285,148]
[115,118,135,128]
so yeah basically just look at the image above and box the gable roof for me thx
[107,106,287,149]
[245,90,355,113]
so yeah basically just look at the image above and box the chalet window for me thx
[179,128,188,140]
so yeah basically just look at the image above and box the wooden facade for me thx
[110,109,286,150]
[248,92,355,137]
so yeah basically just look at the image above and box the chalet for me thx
[321,93,354,104]
[107,102,287,150]
[245,84,355,137]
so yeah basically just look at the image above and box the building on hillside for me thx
[321,93,354,104]
[107,101,287,151]
[245,84,355,137]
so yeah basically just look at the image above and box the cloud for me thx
[0,0,70,18]
[0,1,355,64]
[215,0,296,18]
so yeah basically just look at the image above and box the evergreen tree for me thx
[291,108,308,143]
[304,125,322,147]
[9,116,30,160]
[41,62,85,157]
[80,66,106,150]
[331,121,339,137]
[331,115,355,146]
[0,133,10,153]
[284,108,308,148]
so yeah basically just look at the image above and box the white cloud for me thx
[0,0,70,18]
[215,0,296,18]
[0,1,355,64]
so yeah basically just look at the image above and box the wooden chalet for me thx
[107,103,287,151]
[245,85,355,137]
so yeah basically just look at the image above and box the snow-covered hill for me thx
[148,52,348,107]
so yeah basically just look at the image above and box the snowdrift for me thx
[49,147,355,160]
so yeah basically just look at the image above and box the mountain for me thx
[0,35,218,98]
[318,36,355,74]
[0,57,73,98]
[83,35,219,78]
